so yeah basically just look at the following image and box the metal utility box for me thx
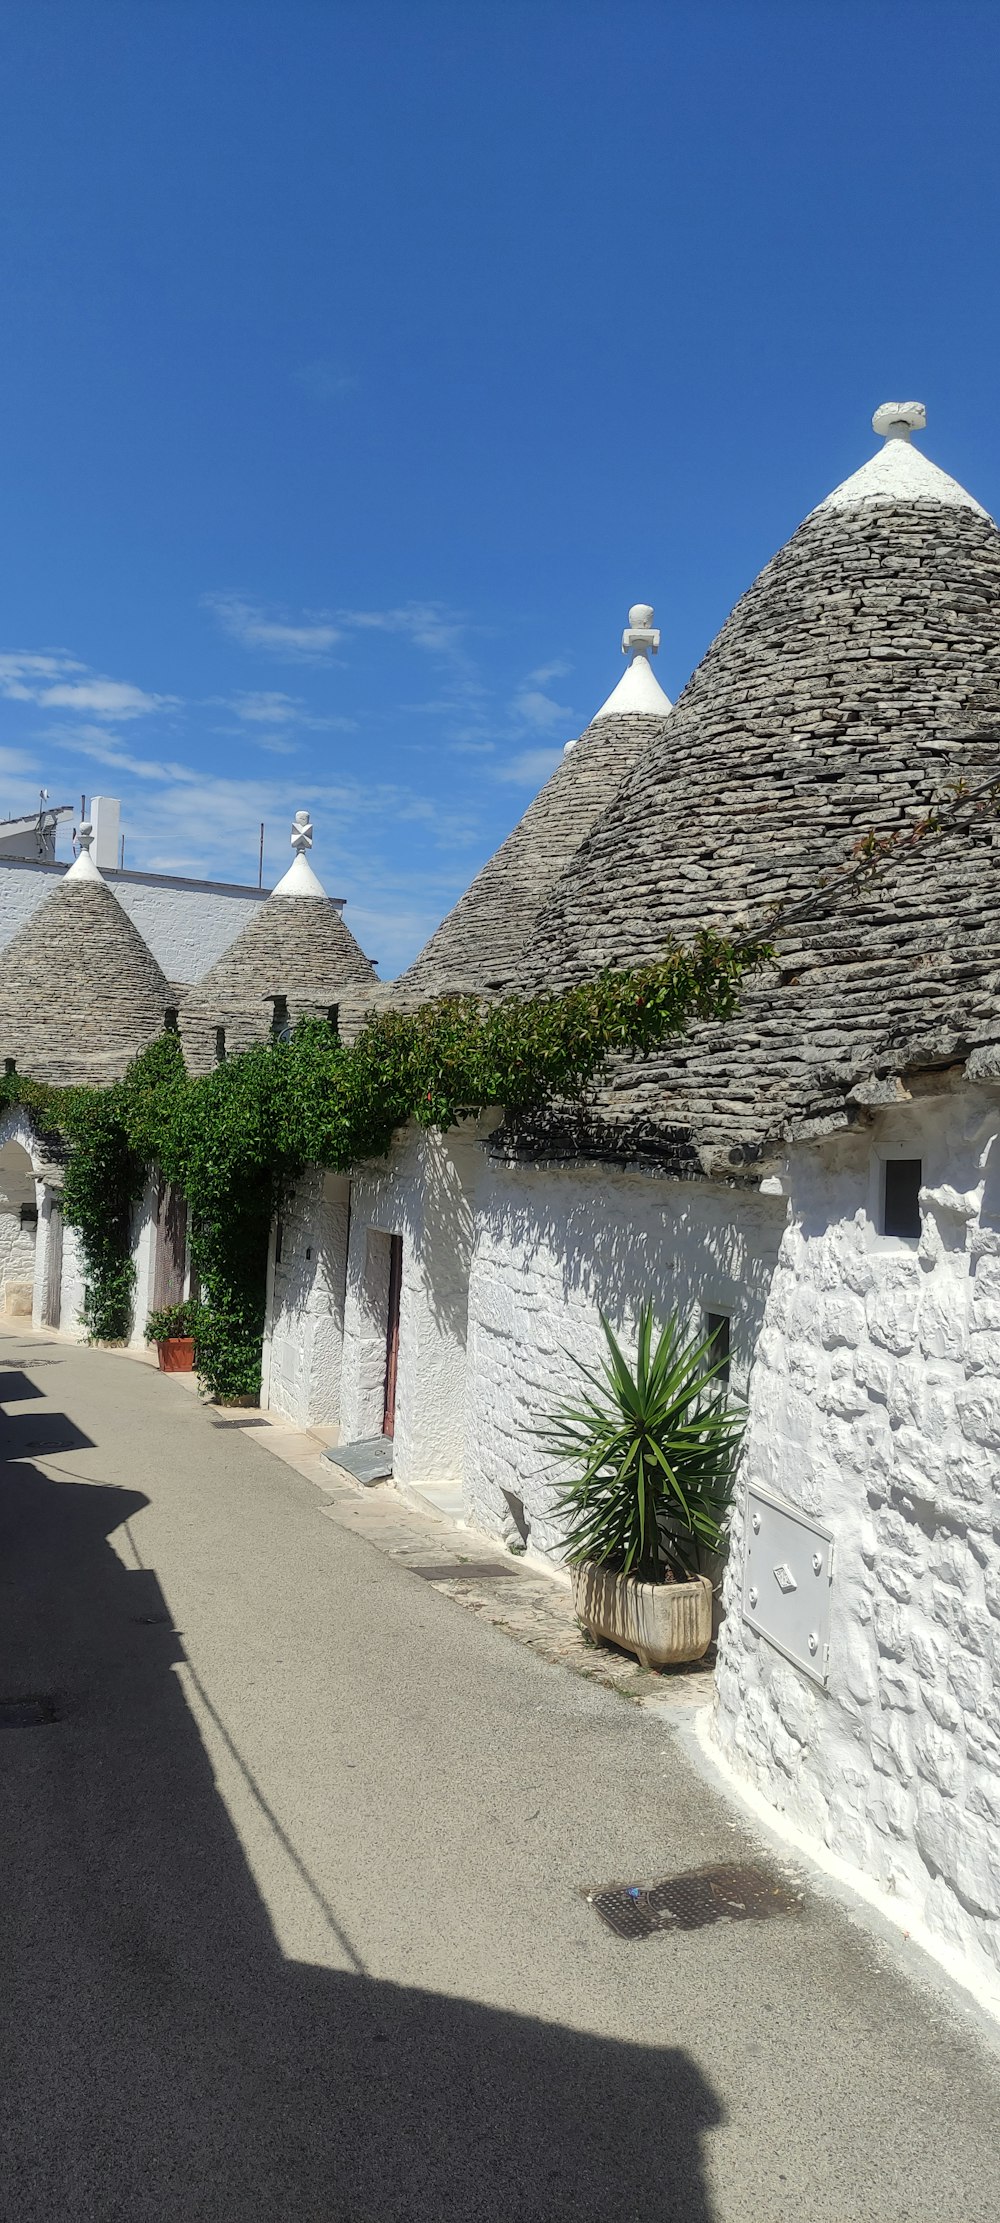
[742,1488,834,1686]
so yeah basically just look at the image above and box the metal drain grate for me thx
[0,1695,61,1728]
[585,1863,801,1940]
[209,1415,270,1430]
[413,1560,520,1582]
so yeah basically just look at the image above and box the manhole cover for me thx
[413,1560,520,1582]
[0,1695,61,1728]
[209,1416,270,1429]
[585,1863,801,1940]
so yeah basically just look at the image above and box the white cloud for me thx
[526,658,571,686]
[252,735,301,757]
[510,686,576,732]
[38,678,163,718]
[227,690,302,723]
[204,594,342,661]
[0,651,166,719]
[292,361,358,402]
[222,690,357,733]
[493,746,564,785]
[42,725,192,782]
[0,744,41,779]
[342,603,469,660]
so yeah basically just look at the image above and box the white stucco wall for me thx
[58,1221,88,1342]
[713,1086,1000,2009]
[128,1180,160,1348]
[338,1124,482,1483]
[466,1155,785,1556]
[262,1170,351,1428]
[0,1138,37,1296]
[0,859,268,984]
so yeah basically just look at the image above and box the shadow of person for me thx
[0,1436,721,2223]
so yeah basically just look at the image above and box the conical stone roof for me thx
[394,710,666,1001]
[0,864,172,1086]
[395,609,674,1002]
[181,860,376,1073]
[506,410,1000,1173]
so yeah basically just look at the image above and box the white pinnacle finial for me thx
[65,819,104,883]
[621,604,660,660]
[872,401,927,444]
[590,602,671,722]
[272,806,326,898]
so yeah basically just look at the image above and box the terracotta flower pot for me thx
[572,1561,713,1668]
[157,1336,195,1374]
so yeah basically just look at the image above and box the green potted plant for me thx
[536,1304,743,1668]
[144,1299,204,1375]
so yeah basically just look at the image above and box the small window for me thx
[214,1026,227,1064]
[3,1056,15,1075]
[327,1004,340,1035]
[164,1006,179,1033]
[705,1311,731,1385]
[19,1203,38,1228]
[882,1158,922,1240]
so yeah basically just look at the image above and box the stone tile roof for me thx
[507,493,1000,1175]
[180,891,377,1072]
[393,711,666,1000]
[0,875,172,1085]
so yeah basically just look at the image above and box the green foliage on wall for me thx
[0,930,765,1400]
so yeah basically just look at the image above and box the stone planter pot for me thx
[571,1561,713,1668]
[157,1336,195,1374]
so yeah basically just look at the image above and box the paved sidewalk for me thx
[3,1319,1000,2223]
[126,1344,716,1707]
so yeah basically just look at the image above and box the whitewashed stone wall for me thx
[0,1139,37,1312]
[465,1156,785,1556]
[338,1123,482,1483]
[127,1181,159,1348]
[58,1221,88,1342]
[262,1170,351,1428]
[713,1084,1000,2008]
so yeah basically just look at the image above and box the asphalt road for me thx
[2,1322,999,2223]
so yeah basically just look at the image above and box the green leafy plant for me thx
[0,931,767,1399]
[537,1304,744,1583]
[143,1300,205,1345]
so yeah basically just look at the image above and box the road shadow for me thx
[0,1409,722,2222]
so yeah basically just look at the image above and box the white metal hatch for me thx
[742,1487,834,1686]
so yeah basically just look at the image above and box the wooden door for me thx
[42,1198,63,1328]
[153,1180,189,1311]
[382,1234,403,1438]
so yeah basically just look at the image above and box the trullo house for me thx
[263,403,1000,2006]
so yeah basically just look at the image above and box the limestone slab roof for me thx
[506,455,1000,1174]
[180,888,377,1070]
[393,710,667,1000]
[0,872,172,1085]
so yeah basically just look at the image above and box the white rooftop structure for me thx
[271,809,327,898]
[817,401,990,518]
[592,603,673,721]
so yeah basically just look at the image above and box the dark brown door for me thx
[153,1180,189,1311]
[383,1234,403,1438]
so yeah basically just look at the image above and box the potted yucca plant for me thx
[144,1299,204,1375]
[537,1304,743,1668]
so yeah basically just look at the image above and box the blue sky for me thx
[0,1,998,973]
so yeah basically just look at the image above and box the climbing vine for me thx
[0,930,764,1400]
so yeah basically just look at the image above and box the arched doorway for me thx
[0,1137,39,1318]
